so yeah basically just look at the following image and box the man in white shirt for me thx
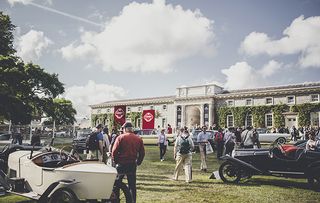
[197,126,210,172]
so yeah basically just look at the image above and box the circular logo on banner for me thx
[115,108,124,119]
[144,112,154,122]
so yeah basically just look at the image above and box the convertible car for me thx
[215,142,320,190]
[0,144,132,202]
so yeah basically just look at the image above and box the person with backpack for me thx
[173,127,194,183]
[86,124,104,161]
[241,126,254,149]
[214,128,224,160]
[197,126,210,172]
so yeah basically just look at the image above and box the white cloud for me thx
[8,0,52,6]
[221,61,283,90]
[64,80,127,117]
[60,0,215,73]
[8,0,33,5]
[15,30,53,62]
[259,60,282,78]
[240,15,320,68]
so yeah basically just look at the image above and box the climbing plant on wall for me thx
[127,112,142,127]
[291,103,320,127]
[217,104,291,128]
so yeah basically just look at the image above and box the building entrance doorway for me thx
[285,115,298,129]
[185,106,200,128]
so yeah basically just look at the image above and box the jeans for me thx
[159,143,167,160]
[216,141,224,159]
[116,163,137,203]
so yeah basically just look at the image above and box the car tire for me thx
[219,161,241,183]
[276,137,286,145]
[50,188,78,203]
[308,176,320,191]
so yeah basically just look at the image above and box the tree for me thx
[0,12,15,55]
[0,12,75,125]
[44,98,77,125]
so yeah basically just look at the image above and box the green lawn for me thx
[1,145,319,202]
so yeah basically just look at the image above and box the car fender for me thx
[38,179,79,203]
[220,155,263,174]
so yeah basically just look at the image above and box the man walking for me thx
[197,126,210,172]
[241,126,254,148]
[86,124,104,161]
[214,128,225,159]
[173,127,194,183]
[112,122,145,203]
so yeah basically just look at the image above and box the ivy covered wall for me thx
[217,103,320,128]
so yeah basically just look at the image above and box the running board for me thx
[268,171,304,175]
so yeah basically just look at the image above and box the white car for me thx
[258,132,291,144]
[0,144,132,202]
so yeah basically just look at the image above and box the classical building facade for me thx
[90,83,320,130]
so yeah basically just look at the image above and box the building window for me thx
[127,107,131,112]
[265,114,273,127]
[150,105,154,110]
[97,109,101,114]
[138,106,142,112]
[287,96,295,104]
[107,108,110,113]
[227,100,234,106]
[163,105,167,110]
[311,94,319,102]
[266,97,273,105]
[245,114,252,127]
[227,115,234,127]
[245,99,253,106]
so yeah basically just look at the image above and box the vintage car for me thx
[214,142,320,190]
[256,129,291,144]
[135,129,174,145]
[0,144,132,202]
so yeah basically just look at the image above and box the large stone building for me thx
[90,82,320,130]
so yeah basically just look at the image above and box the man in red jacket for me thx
[111,122,145,203]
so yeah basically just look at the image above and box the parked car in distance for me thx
[258,132,291,145]
[135,129,174,145]
[0,132,11,140]
[72,129,92,151]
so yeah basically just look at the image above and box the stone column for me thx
[181,105,186,127]
[208,104,213,127]
[200,105,204,127]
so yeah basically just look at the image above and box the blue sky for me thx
[1,0,320,116]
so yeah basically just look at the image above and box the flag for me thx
[142,110,155,129]
[114,105,126,126]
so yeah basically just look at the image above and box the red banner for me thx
[142,110,155,130]
[114,105,126,126]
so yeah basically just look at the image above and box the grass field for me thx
[1,145,320,203]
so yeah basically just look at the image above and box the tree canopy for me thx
[0,11,76,125]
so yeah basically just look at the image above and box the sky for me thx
[1,0,320,117]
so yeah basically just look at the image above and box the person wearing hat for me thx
[111,122,145,203]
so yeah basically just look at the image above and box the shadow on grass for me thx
[213,177,311,190]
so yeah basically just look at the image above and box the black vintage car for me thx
[216,142,320,190]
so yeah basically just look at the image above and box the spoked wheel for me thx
[50,188,78,203]
[308,176,320,191]
[219,161,241,183]
[276,137,286,145]
[108,181,133,203]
